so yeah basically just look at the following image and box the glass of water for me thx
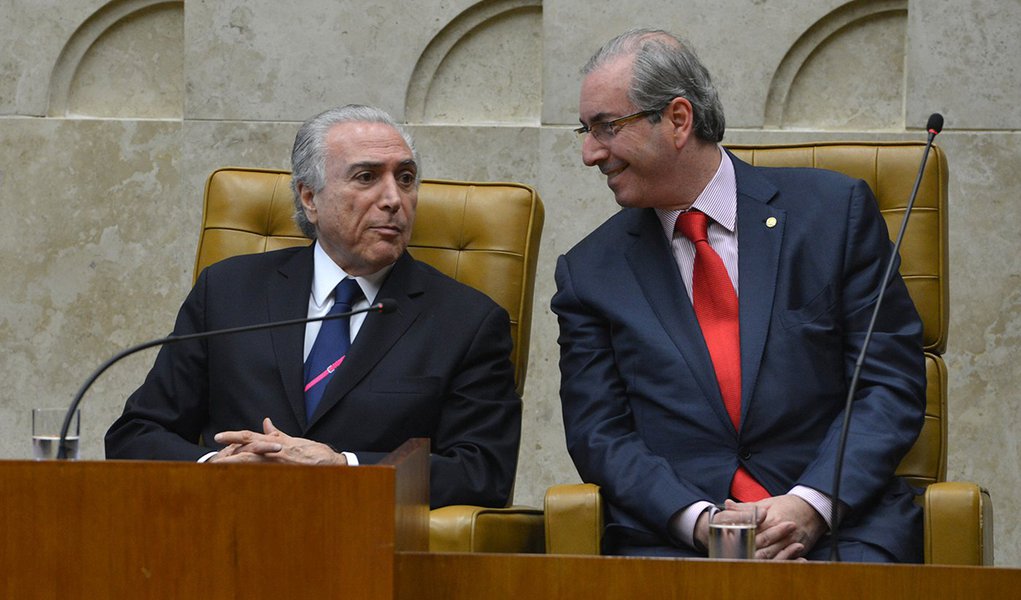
[32,408,80,460]
[707,504,757,559]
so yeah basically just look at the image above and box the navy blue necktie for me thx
[304,278,363,421]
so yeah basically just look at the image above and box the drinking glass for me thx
[707,504,757,559]
[32,408,80,460]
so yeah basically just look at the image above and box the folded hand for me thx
[209,417,347,466]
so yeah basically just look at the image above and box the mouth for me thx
[601,163,627,181]
[370,223,404,237]
[601,164,627,189]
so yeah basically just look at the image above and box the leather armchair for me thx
[196,167,545,553]
[544,142,993,565]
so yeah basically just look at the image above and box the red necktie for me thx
[675,210,769,502]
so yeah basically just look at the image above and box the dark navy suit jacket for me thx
[552,153,925,561]
[106,247,521,509]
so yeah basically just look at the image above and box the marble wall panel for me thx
[936,132,1021,561]
[0,117,185,460]
[907,0,1021,131]
[773,6,907,130]
[65,2,183,118]
[183,0,482,122]
[414,5,542,124]
[0,1,106,115]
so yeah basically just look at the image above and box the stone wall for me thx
[1,0,1017,566]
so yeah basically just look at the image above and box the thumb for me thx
[263,417,284,435]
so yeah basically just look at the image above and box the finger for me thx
[213,429,262,445]
[755,538,802,560]
[235,441,284,455]
[213,451,268,463]
[263,417,280,435]
[773,542,805,561]
[754,521,796,550]
[207,443,239,462]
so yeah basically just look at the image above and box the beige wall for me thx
[1,0,1018,566]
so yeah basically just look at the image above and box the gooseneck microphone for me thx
[55,298,398,459]
[829,113,944,561]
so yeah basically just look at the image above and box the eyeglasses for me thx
[574,107,664,142]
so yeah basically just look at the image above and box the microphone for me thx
[55,298,398,459]
[828,114,943,560]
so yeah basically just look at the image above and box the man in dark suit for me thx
[553,29,925,560]
[106,105,521,509]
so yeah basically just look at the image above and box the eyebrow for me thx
[345,159,418,175]
[578,111,615,127]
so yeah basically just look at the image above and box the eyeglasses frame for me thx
[574,106,666,142]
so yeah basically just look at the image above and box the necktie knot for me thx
[331,278,363,314]
[675,209,709,244]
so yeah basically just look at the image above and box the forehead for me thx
[579,55,634,122]
[323,121,413,167]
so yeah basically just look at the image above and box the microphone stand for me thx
[828,114,943,560]
[56,300,394,459]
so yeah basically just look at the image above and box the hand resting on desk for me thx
[210,417,348,466]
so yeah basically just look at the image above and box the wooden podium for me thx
[0,438,428,599]
[6,439,1019,599]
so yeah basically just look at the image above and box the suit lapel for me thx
[731,153,785,423]
[624,209,733,431]
[268,245,317,430]
[308,252,421,428]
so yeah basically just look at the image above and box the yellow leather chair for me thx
[195,167,546,553]
[544,141,993,565]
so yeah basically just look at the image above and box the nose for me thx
[378,175,402,212]
[580,133,608,167]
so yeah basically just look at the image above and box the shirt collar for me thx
[655,146,737,238]
[311,241,393,308]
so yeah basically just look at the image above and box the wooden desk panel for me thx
[396,552,1021,600]
[0,439,428,599]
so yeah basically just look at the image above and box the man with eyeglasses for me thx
[552,29,925,562]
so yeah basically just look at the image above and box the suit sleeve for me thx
[424,303,522,508]
[553,255,707,539]
[796,179,926,510]
[104,270,213,461]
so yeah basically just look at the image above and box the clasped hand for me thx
[209,417,347,466]
[697,495,826,560]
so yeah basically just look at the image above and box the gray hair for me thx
[290,104,420,238]
[583,29,725,143]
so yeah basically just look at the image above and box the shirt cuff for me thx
[341,451,359,466]
[790,485,836,528]
[198,451,217,463]
[671,500,715,550]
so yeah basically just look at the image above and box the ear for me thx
[664,97,694,149]
[297,182,318,225]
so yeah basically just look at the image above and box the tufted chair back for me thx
[727,142,947,489]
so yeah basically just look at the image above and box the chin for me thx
[612,192,641,208]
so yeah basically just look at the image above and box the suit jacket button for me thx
[739,447,752,460]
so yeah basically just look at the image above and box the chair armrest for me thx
[429,505,544,553]
[924,481,994,565]
[544,483,603,555]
